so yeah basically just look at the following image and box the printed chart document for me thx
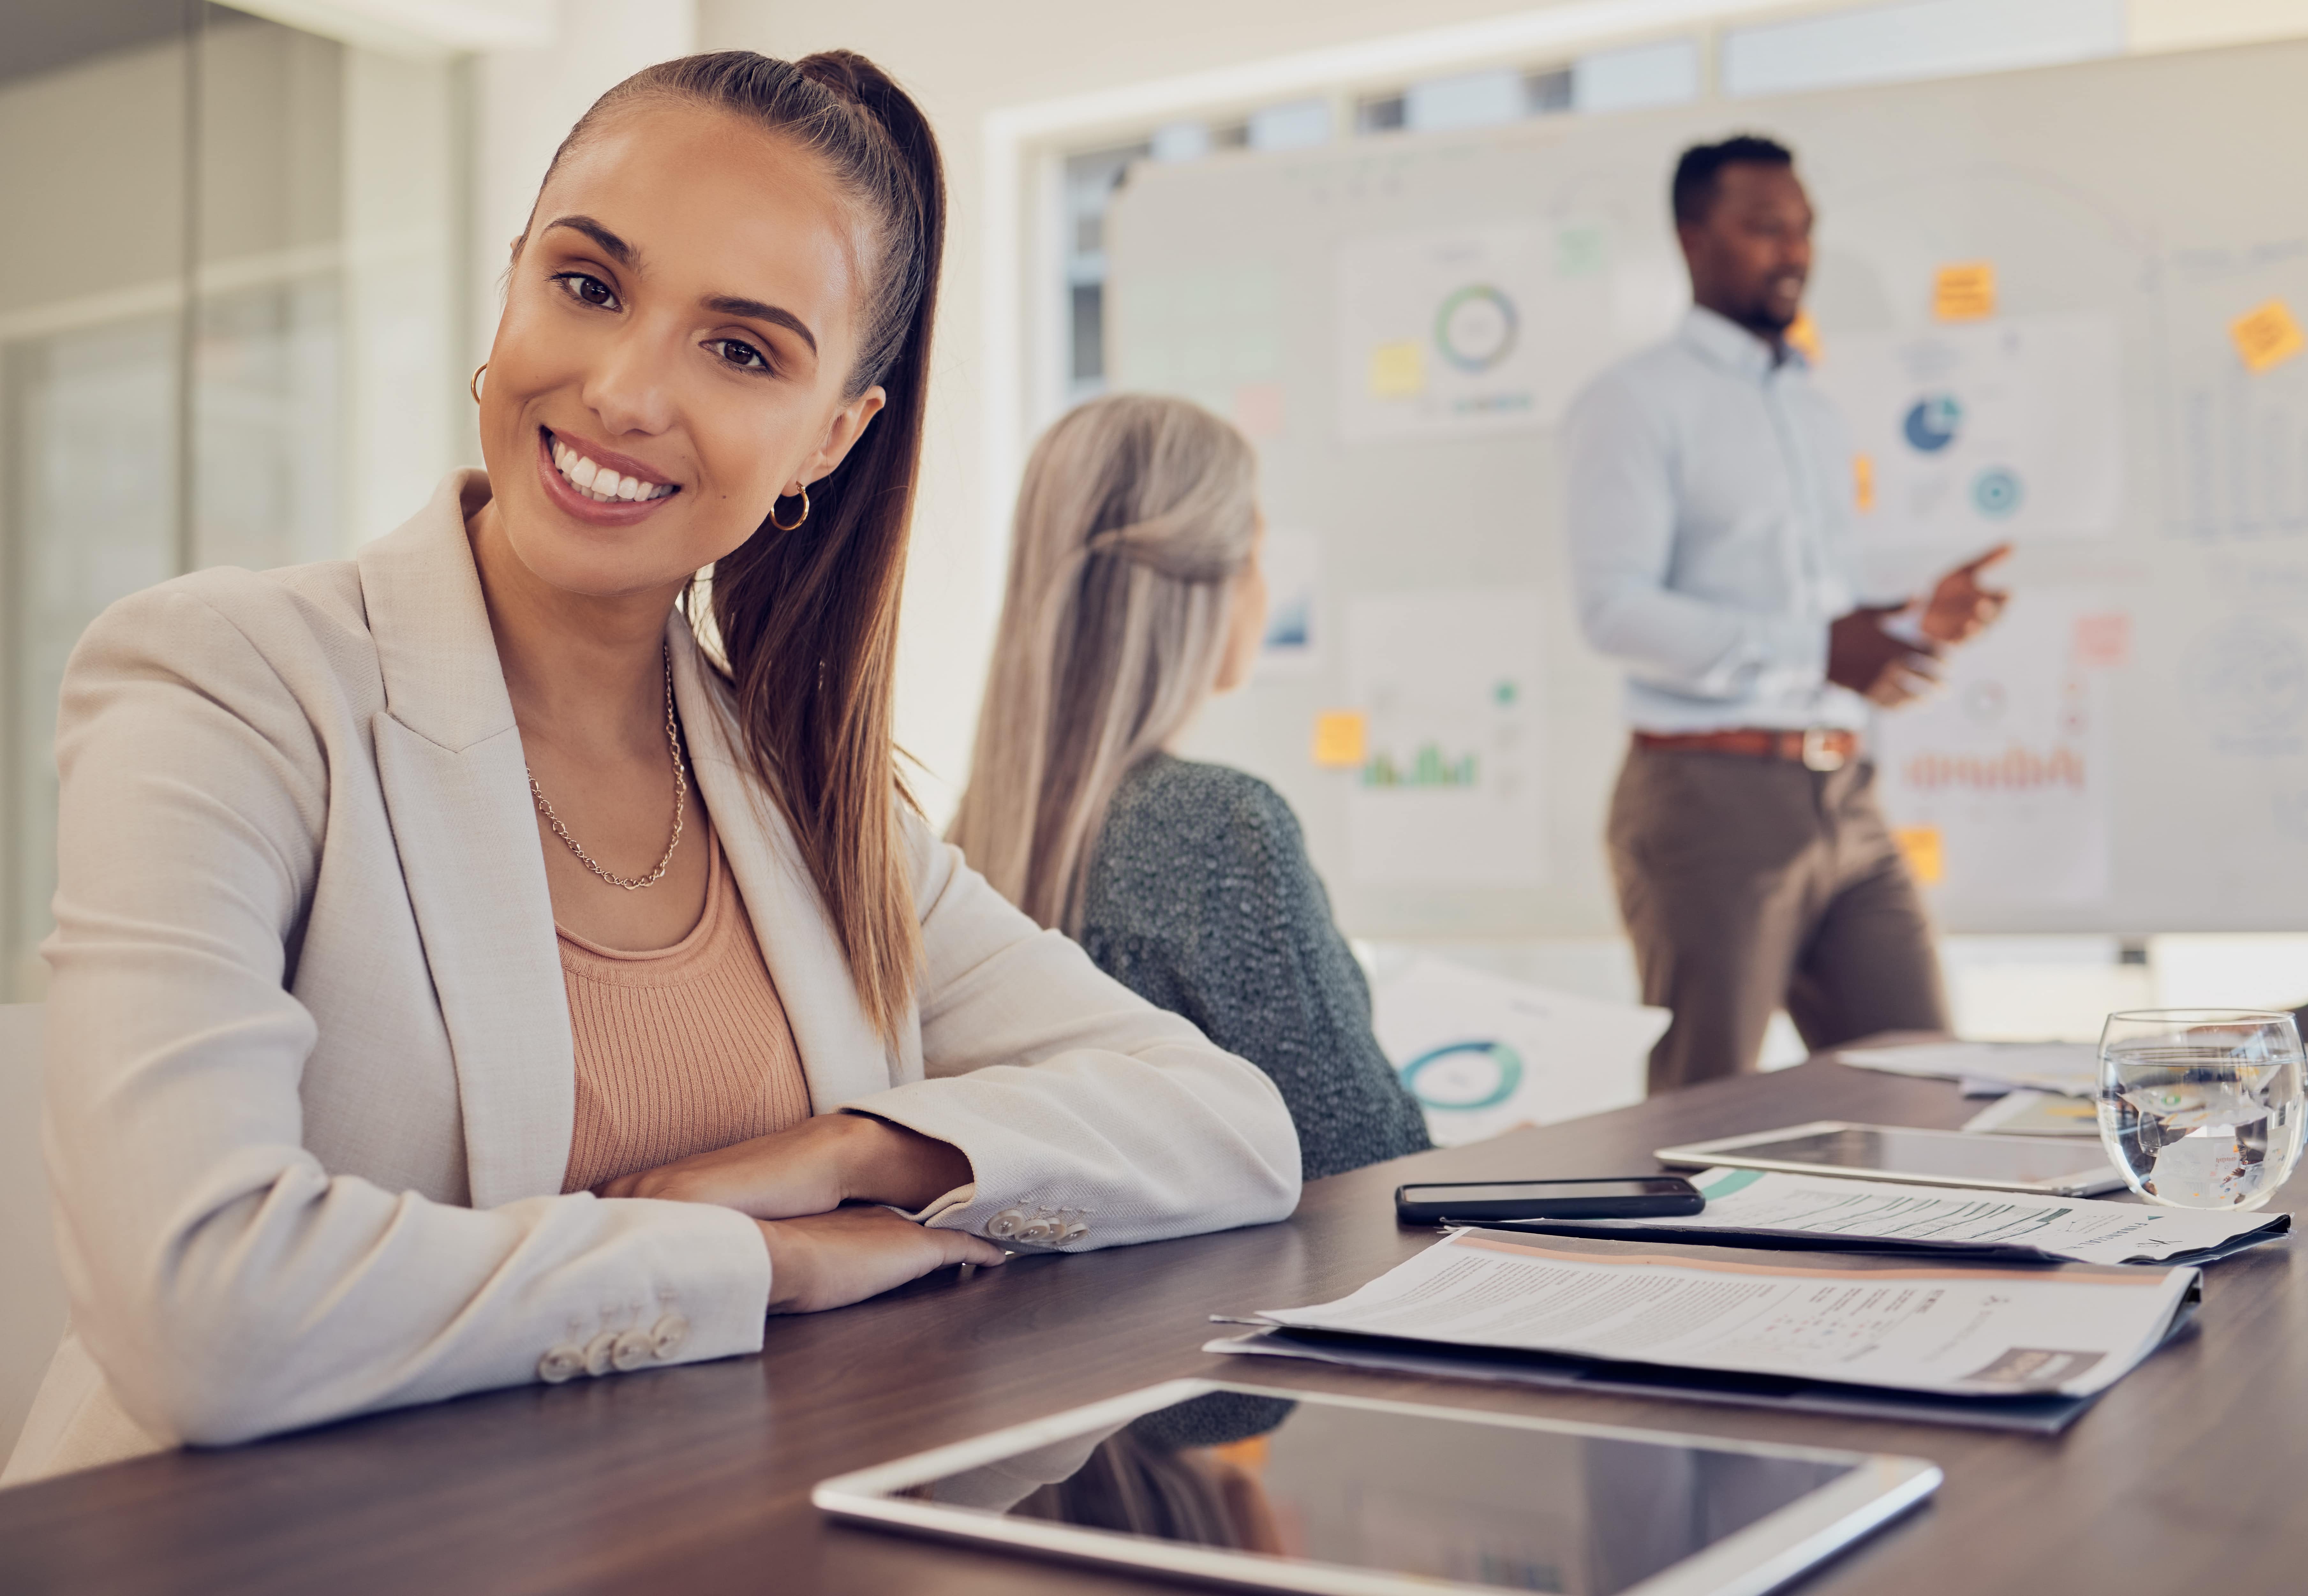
[1962,1088,2101,1136]
[1518,1166,2288,1266]
[1223,1231,2197,1407]
[1839,1040,2099,1097]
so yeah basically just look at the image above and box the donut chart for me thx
[1398,1038,1525,1110]
[1432,284,1519,374]
[1971,466,2024,517]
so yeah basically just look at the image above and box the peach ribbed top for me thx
[558,825,812,1194]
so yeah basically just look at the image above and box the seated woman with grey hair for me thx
[949,395,1429,1179]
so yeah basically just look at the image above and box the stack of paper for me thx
[1503,1166,2289,1266]
[1838,1040,2099,1098]
[1212,1229,2199,1433]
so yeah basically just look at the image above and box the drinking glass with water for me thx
[2098,1009,2305,1211]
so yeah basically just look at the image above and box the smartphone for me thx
[1394,1176,1704,1225]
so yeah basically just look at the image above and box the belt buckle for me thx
[1801,728,1846,772]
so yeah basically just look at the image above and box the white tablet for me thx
[814,1379,1940,1596]
[1655,1120,2127,1196]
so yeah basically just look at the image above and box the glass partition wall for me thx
[0,4,468,1000]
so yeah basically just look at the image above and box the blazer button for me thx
[986,1209,1026,1239]
[651,1314,690,1360]
[1017,1217,1061,1244]
[1060,1222,1090,1244]
[612,1329,655,1372]
[537,1343,586,1384]
[583,1331,620,1377]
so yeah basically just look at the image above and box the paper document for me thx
[1535,1167,2288,1266]
[1839,1040,2099,1098]
[1962,1089,2102,1136]
[1368,953,1664,1147]
[1247,1230,2197,1401]
[1204,1329,2092,1433]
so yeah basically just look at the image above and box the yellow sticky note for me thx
[1893,826,1944,885]
[1312,711,1368,768]
[1933,262,1996,322]
[1785,312,1822,364]
[1367,340,1424,398]
[2231,299,2305,374]
[1853,452,1875,514]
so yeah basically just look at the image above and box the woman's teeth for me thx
[550,437,676,503]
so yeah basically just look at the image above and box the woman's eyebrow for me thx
[543,215,636,266]
[703,294,818,357]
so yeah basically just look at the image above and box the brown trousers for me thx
[1607,744,1950,1094]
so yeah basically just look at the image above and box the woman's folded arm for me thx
[839,819,1302,1251]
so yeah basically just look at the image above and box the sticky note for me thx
[2231,299,2305,374]
[1893,826,1944,885]
[1932,262,1996,322]
[1853,452,1875,514]
[2073,612,2132,668]
[1232,381,1285,441]
[1555,225,1607,278]
[1785,312,1822,364]
[1312,711,1368,768]
[1367,340,1424,398]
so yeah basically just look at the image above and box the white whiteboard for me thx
[1106,38,2308,938]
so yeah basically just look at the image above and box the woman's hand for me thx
[759,1208,1007,1314]
[598,1111,974,1218]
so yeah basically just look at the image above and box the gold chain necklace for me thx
[527,642,687,891]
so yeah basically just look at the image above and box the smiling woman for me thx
[5,51,1301,1487]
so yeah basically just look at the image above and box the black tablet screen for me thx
[901,1389,1857,1594]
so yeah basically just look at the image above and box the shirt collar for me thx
[1678,304,1801,379]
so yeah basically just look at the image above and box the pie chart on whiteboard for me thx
[1902,393,1963,452]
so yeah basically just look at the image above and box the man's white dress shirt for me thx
[1564,305,1883,735]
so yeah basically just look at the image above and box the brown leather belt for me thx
[1633,727,1859,771]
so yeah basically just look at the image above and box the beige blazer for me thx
[4,472,1299,1485]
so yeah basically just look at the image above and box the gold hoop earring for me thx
[469,363,487,404]
[770,481,811,532]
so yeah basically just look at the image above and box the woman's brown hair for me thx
[532,50,943,1038]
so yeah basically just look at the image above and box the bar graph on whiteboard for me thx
[1343,590,1546,887]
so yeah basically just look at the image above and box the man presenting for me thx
[1564,134,2007,1092]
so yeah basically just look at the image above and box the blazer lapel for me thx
[359,472,575,1209]
[668,622,896,1110]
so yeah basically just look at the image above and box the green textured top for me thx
[1078,754,1432,1182]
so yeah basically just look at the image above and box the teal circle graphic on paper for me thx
[1902,394,1962,453]
[1972,466,2023,517]
[1398,1040,1525,1111]
[1433,285,1519,374]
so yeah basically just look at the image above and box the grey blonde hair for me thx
[949,395,1259,932]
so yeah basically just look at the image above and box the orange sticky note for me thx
[1311,711,1367,768]
[1933,262,1996,322]
[2231,299,2305,374]
[1785,312,1822,364]
[1853,452,1876,514]
[1893,826,1944,885]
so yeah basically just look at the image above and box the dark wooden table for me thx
[5,1056,2302,1594]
